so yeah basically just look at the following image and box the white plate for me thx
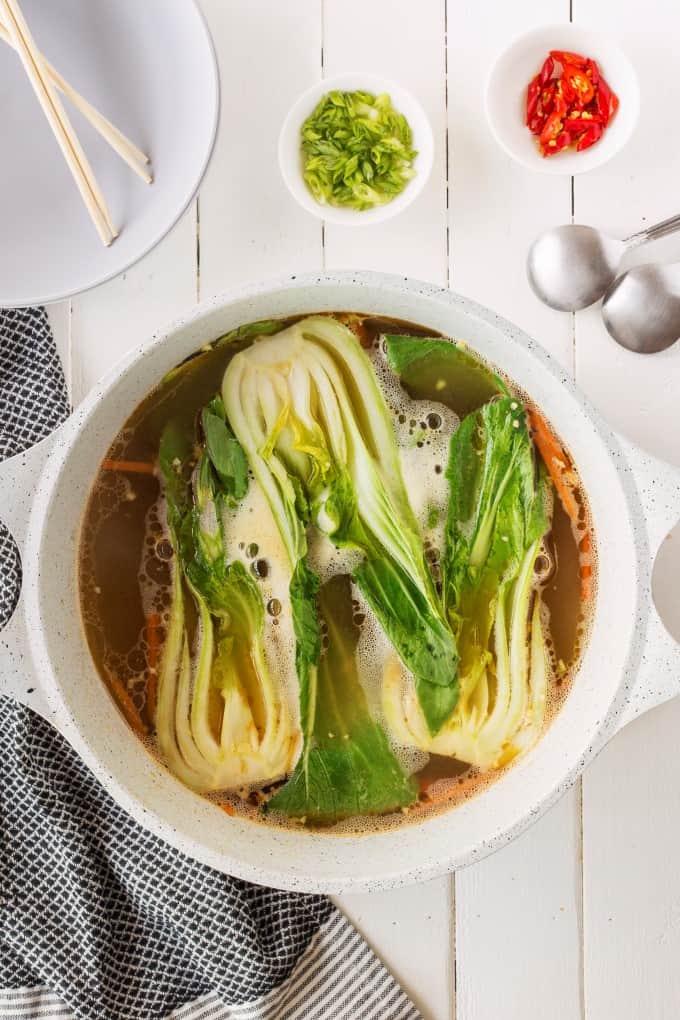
[484,24,639,175]
[0,0,218,306]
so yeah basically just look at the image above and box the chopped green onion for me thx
[300,90,417,211]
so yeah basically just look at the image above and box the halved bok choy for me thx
[384,397,553,770]
[155,398,300,793]
[222,316,459,738]
[221,316,432,820]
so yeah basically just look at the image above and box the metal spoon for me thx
[527,213,680,312]
[602,263,680,354]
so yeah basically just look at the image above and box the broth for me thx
[78,313,595,833]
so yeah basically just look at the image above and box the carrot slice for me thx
[526,407,580,525]
[106,671,148,736]
[102,459,155,474]
[527,408,594,601]
[219,803,236,817]
[580,563,594,602]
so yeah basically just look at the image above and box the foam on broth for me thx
[78,313,596,833]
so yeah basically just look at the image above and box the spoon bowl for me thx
[527,225,625,312]
[602,264,680,354]
[528,212,680,314]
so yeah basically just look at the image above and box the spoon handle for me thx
[625,213,680,249]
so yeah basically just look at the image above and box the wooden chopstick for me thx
[47,61,153,184]
[0,17,152,185]
[0,0,116,245]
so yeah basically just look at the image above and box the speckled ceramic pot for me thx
[1,272,679,893]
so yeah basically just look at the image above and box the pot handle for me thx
[614,435,680,732]
[0,433,60,719]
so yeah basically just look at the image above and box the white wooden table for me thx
[47,2,680,1017]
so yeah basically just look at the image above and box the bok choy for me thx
[155,398,300,793]
[383,395,553,769]
[222,316,459,739]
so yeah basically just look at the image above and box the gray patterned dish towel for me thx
[0,309,422,1020]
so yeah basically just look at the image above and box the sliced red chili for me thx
[539,111,564,147]
[552,82,569,118]
[540,82,556,109]
[594,74,612,125]
[561,63,596,106]
[543,131,571,157]
[539,55,555,86]
[561,113,598,135]
[526,75,541,125]
[550,49,588,68]
[576,122,603,151]
[559,79,576,106]
[527,50,619,158]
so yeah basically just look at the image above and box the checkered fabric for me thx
[0,309,69,627]
[0,309,422,1020]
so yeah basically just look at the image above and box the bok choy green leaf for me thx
[268,575,417,823]
[384,334,508,417]
[215,319,290,348]
[201,395,249,504]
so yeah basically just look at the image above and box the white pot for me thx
[1,272,679,894]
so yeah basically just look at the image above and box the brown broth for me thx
[78,312,595,832]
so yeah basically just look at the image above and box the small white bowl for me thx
[278,72,434,225]
[485,24,639,175]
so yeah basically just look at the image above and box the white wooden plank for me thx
[337,879,454,1020]
[572,4,680,462]
[46,300,71,396]
[573,2,680,1016]
[456,790,583,1020]
[323,0,448,284]
[69,209,197,402]
[582,702,680,1020]
[447,0,573,370]
[323,6,452,1018]
[447,2,583,1017]
[197,0,322,300]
